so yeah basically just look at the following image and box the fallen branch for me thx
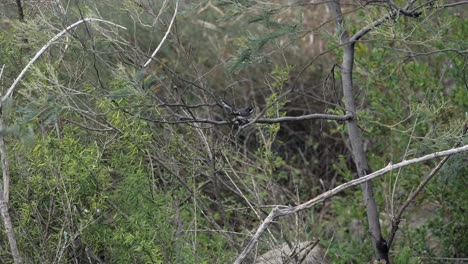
[234,144,468,264]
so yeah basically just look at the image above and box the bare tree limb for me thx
[0,66,22,263]
[351,0,467,43]
[139,111,352,126]
[0,200,21,263]
[351,0,418,43]
[0,120,11,205]
[441,1,468,7]
[234,144,468,264]
[63,118,116,132]
[256,113,353,123]
[143,0,179,68]
[172,113,352,126]
[1,18,127,103]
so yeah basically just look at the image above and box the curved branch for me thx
[1,18,127,103]
[351,0,418,43]
[234,144,468,264]
[351,0,467,43]
[143,0,179,68]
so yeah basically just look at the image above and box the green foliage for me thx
[428,156,468,257]
[394,246,411,264]
[6,108,235,262]
[227,10,301,72]
[1,0,467,263]
[254,65,291,179]
[332,155,354,182]
[344,5,468,261]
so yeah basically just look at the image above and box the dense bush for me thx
[0,0,466,263]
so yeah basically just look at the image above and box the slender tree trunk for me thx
[15,0,25,22]
[0,200,22,263]
[328,0,388,262]
[15,0,29,48]
[0,116,22,263]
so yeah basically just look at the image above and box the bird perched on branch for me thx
[219,99,254,118]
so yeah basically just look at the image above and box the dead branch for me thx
[234,144,468,264]
[143,0,179,68]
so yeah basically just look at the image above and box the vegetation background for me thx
[0,0,467,263]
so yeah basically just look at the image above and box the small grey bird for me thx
[232,106,254,117]
[219,99,254,118]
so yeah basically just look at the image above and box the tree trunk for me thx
[15,0,25,22]
[327,0,389,261]
[0,115,22,263]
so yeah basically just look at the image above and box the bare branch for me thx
[0,65,4,80]
[63,118,116,132]
[398,48,468,58]
[234,144,468,264]
[0,201,22,263]
[161,113,352,126]
[0,119,11,205]
[167,117,231,126]
[351,0,467,43]
[441,1,468,7]
[143,0,179,68]
[1,18,127,103]
[0,66,22,263]
[351,0,418,43]
[255,113,353,123]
